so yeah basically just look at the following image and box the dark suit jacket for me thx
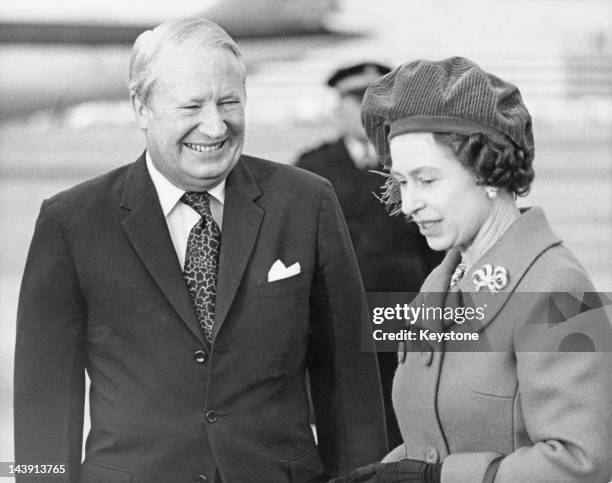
[14,154,387,482]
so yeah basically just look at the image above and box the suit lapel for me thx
[120,155,207,346]
[213,157,263,340]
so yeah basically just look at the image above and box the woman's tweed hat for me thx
[361,56,534,168]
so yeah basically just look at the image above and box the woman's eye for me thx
[418,178,435,185]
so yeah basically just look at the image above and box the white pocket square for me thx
[267,259,301,282]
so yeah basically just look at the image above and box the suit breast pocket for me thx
[257,269,312,298]
[250,270,312,353]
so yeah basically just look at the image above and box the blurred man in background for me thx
[295,62,444,448]
[14,19,387,482]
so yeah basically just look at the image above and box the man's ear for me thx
[131,95,149,131]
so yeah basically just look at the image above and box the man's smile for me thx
[184,141,226,153]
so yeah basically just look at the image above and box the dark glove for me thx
[328,459,441,483]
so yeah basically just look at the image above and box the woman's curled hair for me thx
[433,132,534,197]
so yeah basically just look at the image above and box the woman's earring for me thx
[486,187,498,200]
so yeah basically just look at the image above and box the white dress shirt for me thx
[146,153,225,270]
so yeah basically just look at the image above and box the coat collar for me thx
[460,207,561,333]
[120,153,263,347]
[419,207,562,335]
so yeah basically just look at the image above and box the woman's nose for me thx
[400,185,425,218]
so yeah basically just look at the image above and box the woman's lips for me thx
[416,220,441,234]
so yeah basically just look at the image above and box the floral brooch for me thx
[472,264,509,293]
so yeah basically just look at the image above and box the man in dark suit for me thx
[295,63,444,448]
[14,18,387,482]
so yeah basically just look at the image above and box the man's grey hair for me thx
[128,17,245,106]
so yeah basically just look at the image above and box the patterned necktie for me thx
[181,191,221,344]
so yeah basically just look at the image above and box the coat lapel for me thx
[120,155,207,346]
[212,157,263,340]
[458,207,562,333]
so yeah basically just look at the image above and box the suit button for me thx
[206,410,218,423]
[194,350,207,364]
[195,475,208,483]
[424,447,439,463]
[422,348,433,366]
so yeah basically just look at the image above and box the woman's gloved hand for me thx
[328,459,441,483]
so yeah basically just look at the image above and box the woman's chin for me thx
[425,236,451,252]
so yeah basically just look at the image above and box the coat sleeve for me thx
[14,200,87,482]
[306,181,388,477]
[441,292,612,483]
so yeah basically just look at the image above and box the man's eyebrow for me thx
[173,91,244,104]
[220,92,244,100]
[169,94,202,105]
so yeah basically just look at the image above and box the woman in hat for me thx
[331,57,612,482]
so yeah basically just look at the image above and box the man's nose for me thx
[400,185,425,218]
[196,105,227,138]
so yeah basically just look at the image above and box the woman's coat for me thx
[387,207,612,483]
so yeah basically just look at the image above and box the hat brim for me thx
[388,115,513,147]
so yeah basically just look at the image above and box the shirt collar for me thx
[343,136,378,169]
[343,136,367,161]
[146,152,225,217]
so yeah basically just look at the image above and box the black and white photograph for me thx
[1,1,611,481]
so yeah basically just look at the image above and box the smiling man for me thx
[14,17,387,482]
